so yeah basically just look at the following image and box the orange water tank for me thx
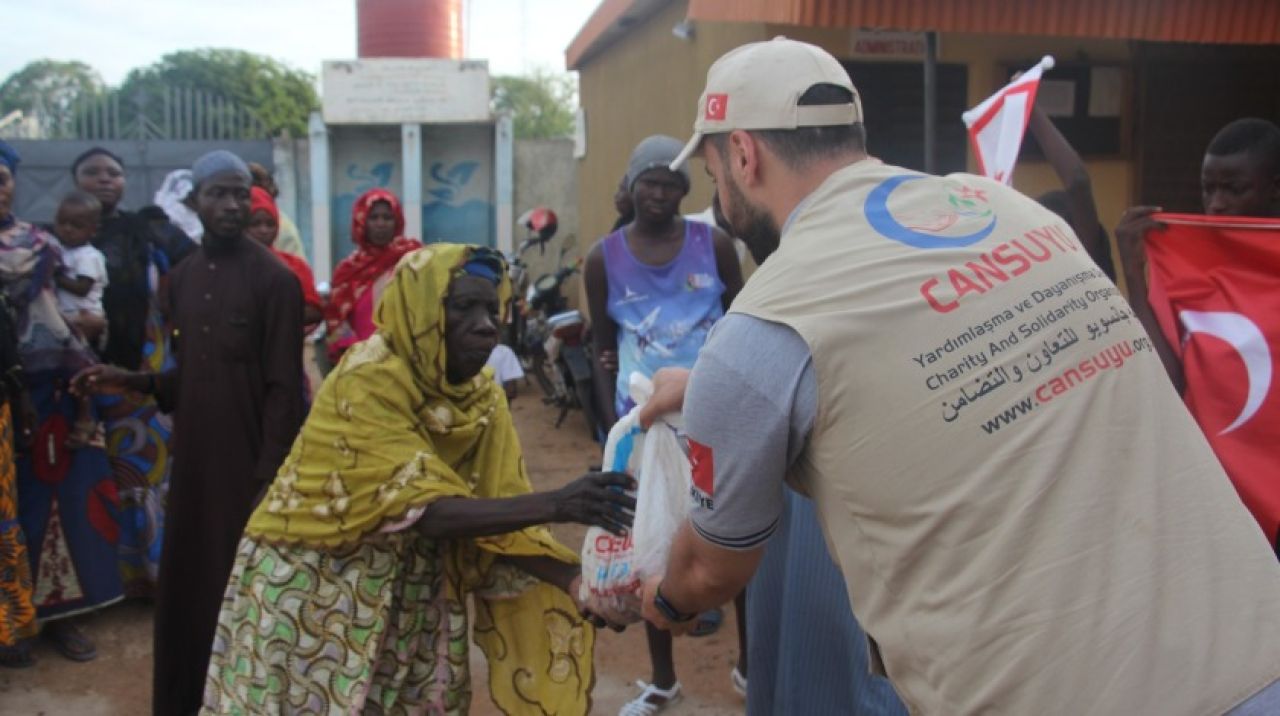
[357,0,463,59]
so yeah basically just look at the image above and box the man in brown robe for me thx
[75,150,305,715]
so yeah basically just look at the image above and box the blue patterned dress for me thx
[0,219,122,620]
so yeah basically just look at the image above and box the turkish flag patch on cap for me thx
[689,439,715,495]
[704,93,728,121]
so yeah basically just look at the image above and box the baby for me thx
[53,191,109,344]
[52,190,109,448]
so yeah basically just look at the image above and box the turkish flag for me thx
[705,93,728,121]
[1144,213,1280,549]
[688,439,715,496]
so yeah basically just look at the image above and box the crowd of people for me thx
[0,34,1277,716]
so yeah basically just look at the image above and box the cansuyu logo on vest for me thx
[866,175,997,249]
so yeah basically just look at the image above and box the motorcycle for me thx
[507,209,604,440]
[507,208,558,398]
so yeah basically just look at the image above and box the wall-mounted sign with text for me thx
[322,59,492,125]
[850,30,931,61]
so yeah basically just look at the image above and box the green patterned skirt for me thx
[202,531,473,715]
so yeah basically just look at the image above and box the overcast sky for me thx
[1,0,602,85]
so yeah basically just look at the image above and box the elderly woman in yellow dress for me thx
[202,243,633,714]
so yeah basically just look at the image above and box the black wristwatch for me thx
[653,583,698,623]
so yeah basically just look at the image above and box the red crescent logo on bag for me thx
[689,439,714,495]
[705,94,728,121]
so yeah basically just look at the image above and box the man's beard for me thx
[201,220,247,251]
[722,172,780,265]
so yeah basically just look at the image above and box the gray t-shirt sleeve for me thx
[685,313,818,550]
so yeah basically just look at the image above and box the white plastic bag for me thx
[630,409,691,581]
[578,373,691,620]
[578,375,648,619]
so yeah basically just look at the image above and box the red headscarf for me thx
[249,186,279,227]
[250,186,322,316]
[325,188,422,333]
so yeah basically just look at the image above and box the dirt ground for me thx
[0,386,745,715]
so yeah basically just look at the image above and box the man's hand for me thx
[570,574,634,632]
[1114,206,1165,280]
[638,367,691,429]
[70,365,138,396]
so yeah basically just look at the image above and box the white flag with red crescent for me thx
[962,56,1054,185]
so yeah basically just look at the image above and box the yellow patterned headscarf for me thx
[246,243,594,714]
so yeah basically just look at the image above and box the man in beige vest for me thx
[637,37,1280,714]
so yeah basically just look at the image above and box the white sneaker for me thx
[619,680,683,716]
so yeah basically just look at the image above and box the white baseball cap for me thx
[670,37,863,170]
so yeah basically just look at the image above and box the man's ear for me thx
[728,129,763,188]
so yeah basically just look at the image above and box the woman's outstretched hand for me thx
[552,471,636,535]
[70,365,136,396]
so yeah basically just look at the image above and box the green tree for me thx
[0,59,105,117]
[119,48,318,136]
[491,70,576,139]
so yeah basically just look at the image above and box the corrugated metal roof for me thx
[568,0,1280,68]
[687,0,1280,45]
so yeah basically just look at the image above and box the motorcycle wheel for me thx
[529,353,558,399]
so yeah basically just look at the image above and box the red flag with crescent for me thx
[705,93,728,121]
[1144,213,1280,548]
[688,438,715,497]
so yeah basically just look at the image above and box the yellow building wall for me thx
[575,2,766,245]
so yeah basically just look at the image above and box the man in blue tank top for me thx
[587,135,743,422]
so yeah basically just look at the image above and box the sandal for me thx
[42,620,97,662]
[619,680,683,716]
[0,641,35,669]
[688,606,723,638]
[731,666,747,698]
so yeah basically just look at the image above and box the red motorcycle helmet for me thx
[519,207,558,243]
